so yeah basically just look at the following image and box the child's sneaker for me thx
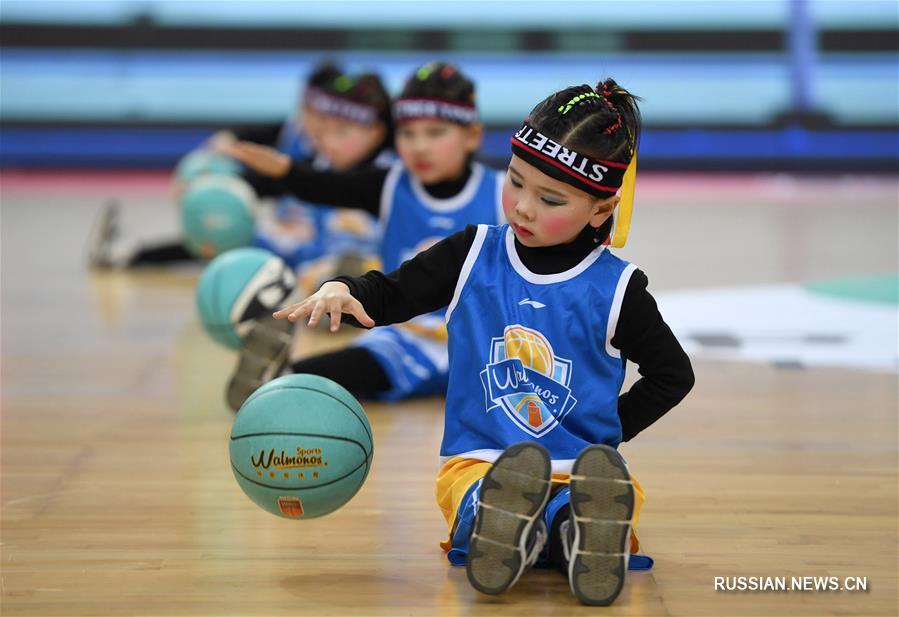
[466,442,552,595]
[226,316,293,411]
[87,201,122,268]
[567,444,635,606]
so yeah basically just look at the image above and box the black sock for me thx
[291,346,391,396]
[128,241,198,266]
[546,503,571,574]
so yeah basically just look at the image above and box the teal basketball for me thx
[229,374,374,519]
[181,175,256,258]
[196,247,296,349]
[174,150,242,184]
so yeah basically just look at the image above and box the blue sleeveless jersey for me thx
[275,119,310,160]
[254,119,388,268]
[442,224,637,472]
[379,161,504,272]
[350,162,503,401]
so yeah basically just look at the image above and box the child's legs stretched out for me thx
[437,456,648,570]
[460,444,553,595]
[349,326,448,401]
[228,320,446,410]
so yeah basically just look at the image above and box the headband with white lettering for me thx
[510,121,638,247]
[393,98,479,125]
[305,87,381,125]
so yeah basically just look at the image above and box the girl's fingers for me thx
[226,143,267,168]
[307,300,326,327]
[328,302,342,332]
[277,292,366,331]
[274,299,307,320]
[349,300,375,327]
[223,143,248,160]
[273,304,298,319]
[288,302,313,322]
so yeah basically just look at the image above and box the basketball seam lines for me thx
[239,385,373,445]
[231,430,365,449]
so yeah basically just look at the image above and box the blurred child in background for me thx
[224,61,505,411]
[89,63,394,275]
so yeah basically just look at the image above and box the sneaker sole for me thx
[569,444,634,606]
[226,316,293,412]
[466,442,552,595]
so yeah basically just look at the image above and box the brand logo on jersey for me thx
[428,216,456,230]
[518,298,546,309]
[480,325,577,437]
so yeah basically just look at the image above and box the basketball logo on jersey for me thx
[479,325,578,437]
[401,236,442,263]
[326,210,377,239]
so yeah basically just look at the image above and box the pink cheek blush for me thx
[501,189,516,218]
[542,213,578,236]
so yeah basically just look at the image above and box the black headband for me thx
[510,122,628,198]
[393,98,478,125]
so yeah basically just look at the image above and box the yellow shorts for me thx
[435,455,645,554]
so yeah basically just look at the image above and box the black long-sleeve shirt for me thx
[280,159,475,216]
[334,223,694,442]
[233,123,397,201]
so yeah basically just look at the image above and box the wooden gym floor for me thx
[1,171,896,616]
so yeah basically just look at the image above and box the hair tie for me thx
[334,75,354,92]
[557,91,600,115]
[416,64,436,81]
[604,116,622,134]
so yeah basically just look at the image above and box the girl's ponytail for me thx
[595,78,641,155]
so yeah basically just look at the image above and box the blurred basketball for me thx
[180,175,257,258]
[174,150,242,184]
[196,247,295,349]
[504,326,554,376]
[229,374,374,519]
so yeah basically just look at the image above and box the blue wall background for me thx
[1,0,896,168]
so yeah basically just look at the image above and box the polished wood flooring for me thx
[2,172,896,616]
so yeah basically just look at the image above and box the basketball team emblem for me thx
[480,325,578,437]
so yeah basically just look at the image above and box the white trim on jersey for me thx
[445,224,489,323]
[409,163,485,212]
[378,160,405,225]
[605,263,638,359]
[373,149,397,169]
[440,450,577,474]
[494,171,507,224]
[505,226,605,285]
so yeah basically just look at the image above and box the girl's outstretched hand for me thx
[273,281,375,332]
[223,141,291,178]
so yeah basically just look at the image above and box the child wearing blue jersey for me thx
[90,64,392,270]
[245,67,394,273]
[272,79,694,605]
[224,62,504,411]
